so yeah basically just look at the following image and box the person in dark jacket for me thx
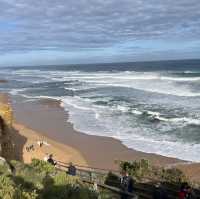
[153,182,168,199]
[47,154,57,166]
[185,186,196,199]
[120,171,134,199]
[68,162,76,176]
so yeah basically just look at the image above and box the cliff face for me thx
[0,95,14,160]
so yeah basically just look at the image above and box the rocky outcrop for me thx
[0,95,14,160]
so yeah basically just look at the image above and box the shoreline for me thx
[0,93,199,181]
[11,96,184,169]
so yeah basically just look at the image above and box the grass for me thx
[0,159,99,199]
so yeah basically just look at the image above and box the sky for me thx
[0,0,200,66]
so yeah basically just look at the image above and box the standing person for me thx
[153,182,168,199]
[47,154,57,166]
[127,174,134,195]
[120,170,134,199]
[68,162,76,176]
[178,183,188,199]
[185,186,196,199]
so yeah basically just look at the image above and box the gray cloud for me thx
[0,0,200,57]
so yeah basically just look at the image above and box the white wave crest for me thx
[161,76,200,81]
[143,110,200,126]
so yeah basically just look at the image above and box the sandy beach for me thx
[0,92,196,182]
[12,123,87,166]
[0,93,87,166]
[11,96,183,169]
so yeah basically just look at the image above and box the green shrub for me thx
[119,159,188,185]
[0,175,38,199]
[159,167,187,184]
[41,174,98,199]
[53,171,79,186]
[0,164,11,176]
[0,175,16,199]
[30,158,55,173]
[104,172,121,188]
[3,159,101,199]
[119,159,150,180]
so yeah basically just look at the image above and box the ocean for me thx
[1,59,200,162]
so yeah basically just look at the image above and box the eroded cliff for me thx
[0,94,14,160]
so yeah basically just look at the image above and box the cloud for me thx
[0,0,199,63]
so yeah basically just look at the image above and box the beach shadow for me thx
[10,126,27,161]
[0,116,26,161]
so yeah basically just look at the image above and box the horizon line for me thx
[2,58,200,68]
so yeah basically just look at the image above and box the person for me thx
[68,162,76,176]
[30,144,35,151]
[26,146,30,152]
[47,154,57,166]
[37,140,43,147]
[178,183,188,199]
[127,175,134,194]
[153,182,168,199]
[120,170,134,199]
[185,186,196,199]
[25,144,35,152]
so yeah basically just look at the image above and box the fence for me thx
[56,161,200,199]
[56,161,137,198]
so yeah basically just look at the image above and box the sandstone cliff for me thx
[0,94,14,160]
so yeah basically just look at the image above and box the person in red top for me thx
[178,183,187,199]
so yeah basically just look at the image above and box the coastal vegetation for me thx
[105,159,200,198]
[0,158,198,199]
[119,159,187,183]
[105,159,188,186]
[0,159,100,199]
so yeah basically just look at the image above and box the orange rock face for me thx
[0,96,14,160]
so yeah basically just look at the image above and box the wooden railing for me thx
[56,161,200,199]
[56,161,137,198]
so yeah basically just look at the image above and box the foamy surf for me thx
[1,63,200,163]
[60,95,200,162]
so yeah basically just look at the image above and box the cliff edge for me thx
[0,94,14,160]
